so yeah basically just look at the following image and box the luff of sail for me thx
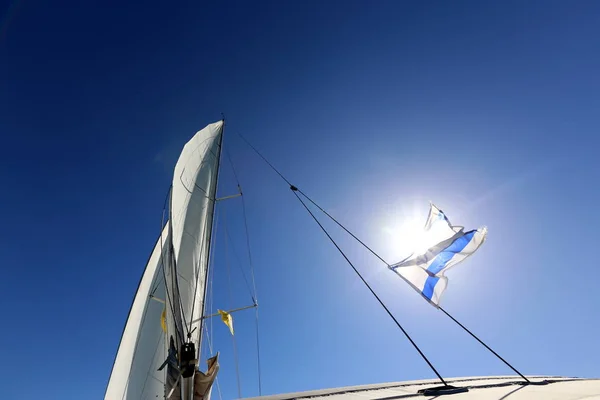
[165,120,224,399]
[104,222,171,400]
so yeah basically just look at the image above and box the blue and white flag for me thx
[390,204,487,307]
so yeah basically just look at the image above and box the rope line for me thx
[222,222,254,300]
[241,191,263,395]
[296,189,529,383]
[224,207,243,398]
[440,307,530,383]
[226,143,263,394]
[225,147,242,191]
[237,131,530,385]
[236,132,293,187]
[291,189,448,386]
[297,190,389,266]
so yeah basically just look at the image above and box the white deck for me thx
[243,376,600,400]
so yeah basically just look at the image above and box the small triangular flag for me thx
[217,309,234,335]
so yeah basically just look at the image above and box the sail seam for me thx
[138,331,165,399]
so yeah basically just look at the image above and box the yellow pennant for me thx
[160,308,167,333]
[217,309,234,335]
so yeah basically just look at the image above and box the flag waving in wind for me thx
[390,204,487,307]
[217,309,234,335]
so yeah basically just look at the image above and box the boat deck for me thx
[243,376,600,400]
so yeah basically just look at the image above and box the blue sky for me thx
[2,1,600,399]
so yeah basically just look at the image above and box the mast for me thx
[197,119,225,362]
[165,120,225,400]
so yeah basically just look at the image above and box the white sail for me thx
[165,120,224,398]
[105,222,171,400]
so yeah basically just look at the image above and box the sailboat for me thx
[105,120,224,400]
[105,120,600,400]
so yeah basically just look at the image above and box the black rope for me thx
[297,190,530,384]
[292,189,448,386]
[439,308,530,383]
[295,192,530,384]
[237,131,530,385]
[297,189,389,266]
[236,132,294,187]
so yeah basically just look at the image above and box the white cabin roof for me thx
[243,376,600,400]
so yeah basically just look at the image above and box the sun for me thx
[383,217,430,262]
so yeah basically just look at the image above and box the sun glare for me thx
[383,217,430,262]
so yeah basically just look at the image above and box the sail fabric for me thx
[194,354,220,399]
[390,204,487,306]
[165,120,223,399]
[104,222,171,400]
[167,120,223,346]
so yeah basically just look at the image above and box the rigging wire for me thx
[202,244,222,400]
[201,207,223,400]
[242,189,263,396]
[252,300,263,395]
[292,189,448,386]
[223,226,254,300]
[223,207,243,398]
[226,145,264,395]
[235,131,447,383]
[296,190,530,383]
[236,131,530,384]
[225,147,243,193]
[235,132,294,187]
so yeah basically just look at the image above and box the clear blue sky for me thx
[2,1,600,399]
